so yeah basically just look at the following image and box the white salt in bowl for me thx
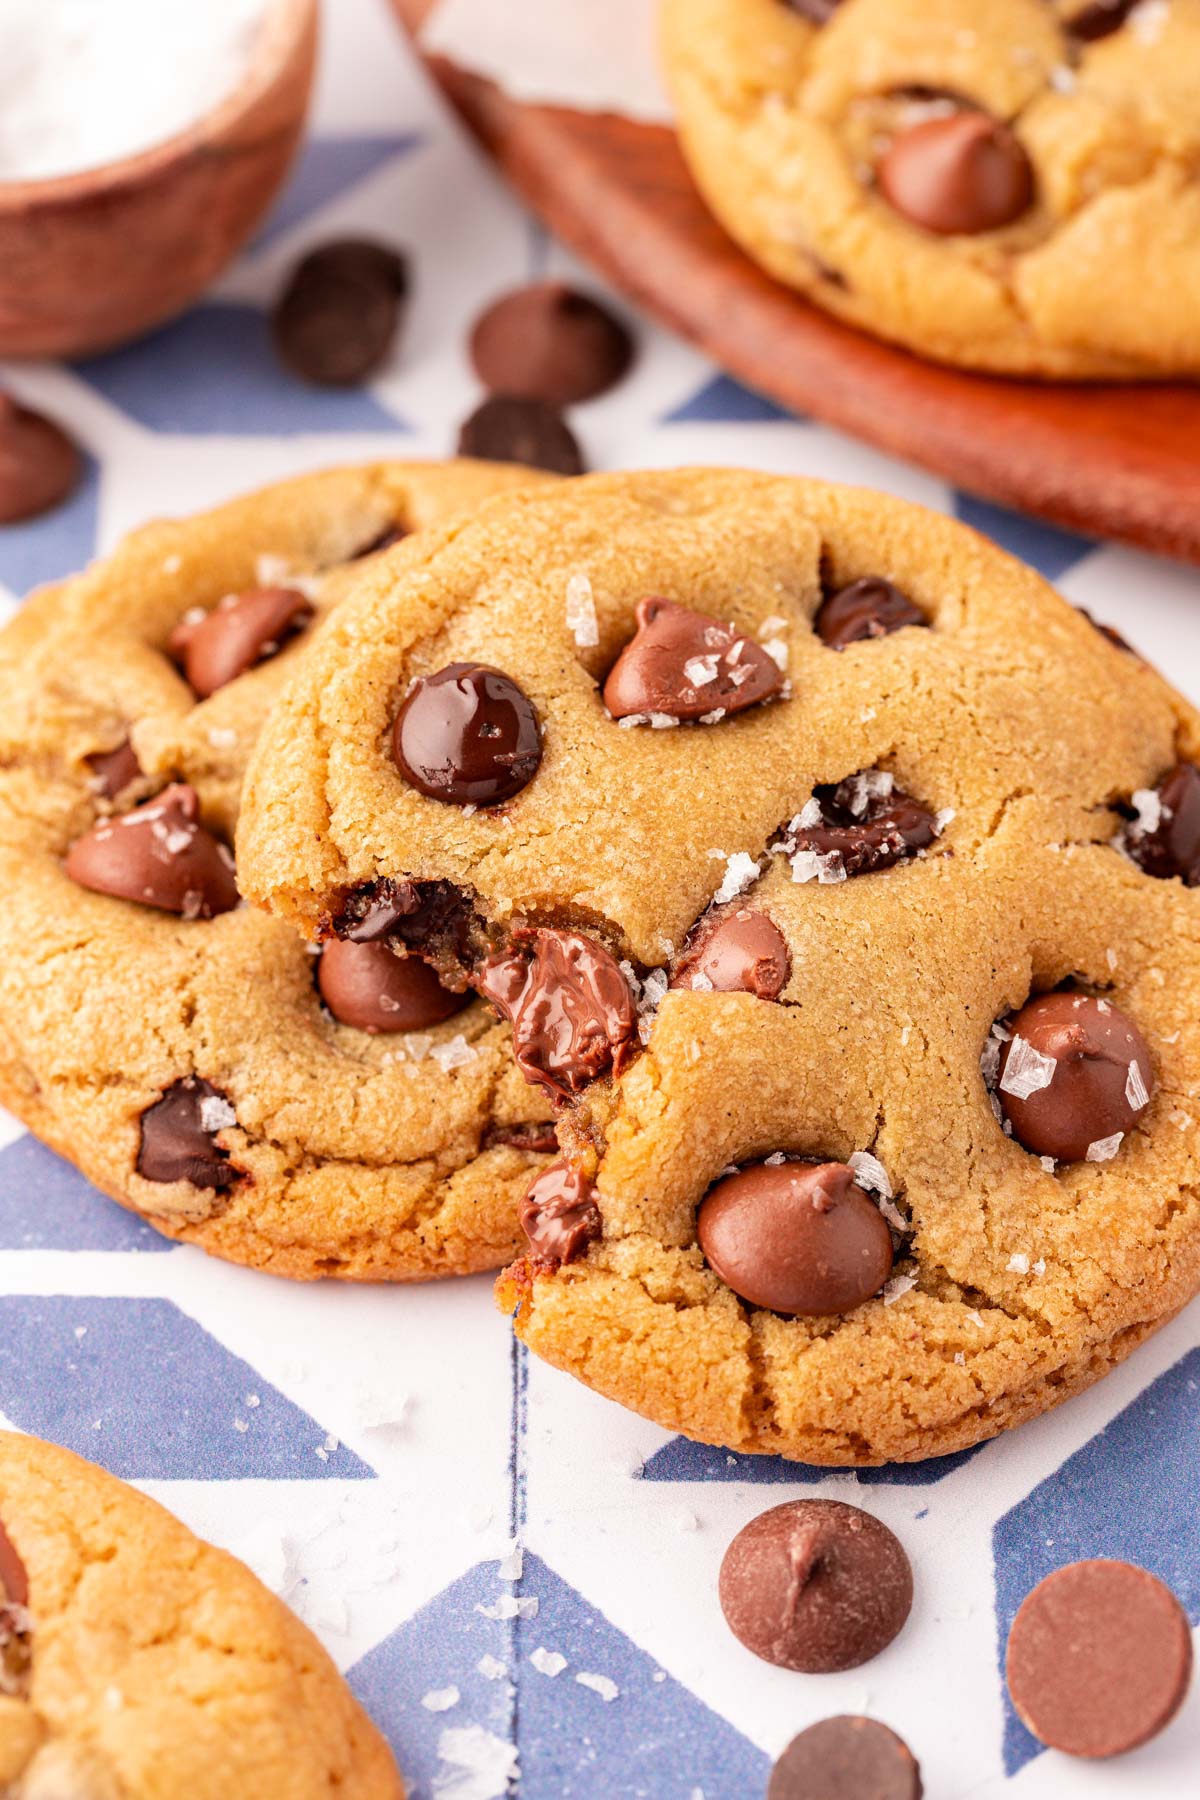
[0,0,317,359]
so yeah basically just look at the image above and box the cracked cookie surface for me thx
[661,0,1200,377]
[0,462,556,1280]
[237,468,1200,1461]
[0,1433,402,1798]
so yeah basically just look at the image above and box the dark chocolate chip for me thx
[1122,764,1200,886]
[456,395,585,475]
[1006,1560,1192,1758]
[1066,0,1139,42]
[720,1499,913,1673]
[137,1076,237,1189]
[482,1122,560,1155]
[0,1520,28,1609]
[394,662,542,806]
[470,282,634,406]
[65,783,239,918]
[769,1717,923,1800]
[997,991,1153,1164]
[330,879,475,988]
[697,1160,893,1315]
[519,1161,602,1265]
[87,738,142,800]
[603,598,783,722]
[317,939,467,1033]
[815,578,926,650]
[272,239,408,386]
[781,771,939,878]
[169,587,313,699]
[672,907,790,999]
[477,928,637,1100]
[0,393,81,524]
[879,111,1034,235]
[781,0,844,21]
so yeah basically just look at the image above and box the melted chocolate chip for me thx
[697,1160,893,1316]
[769,1718,923,1800]
[1122,764,1200,886]
[330,879,475,988]
[65,783,239,918]
[483,1122,560,1155]
[318,939,467,1033]
[137,1076,237,1189]
[603,598,783,722]
[815,578,926,650]
[672,908,790,999]
[519,1161,602,1265]
[394,662,542,807]
[477,928,637,1100]
[456,395,585,475]
[720,1499,913,1673]
[272,239,408,386]
[879,111,1034,235]
[1066,0,1138,41]
[783,772,939,878]
[87,738,142,800]
[470,283,634,406]
[997,991,1153,1164]
[0,393,81,524]
[169,587,313,699]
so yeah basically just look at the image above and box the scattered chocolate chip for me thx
[65,783,238,919]
[519,1161,602,1265]
[87,738,142,800]
[1006,1560,1192,1758]
[393,662,541,807]
[997,991,1153,1163]
[697,1160,894,1315]
[478,928,637,1100]
[470,282,634,406]
[672,907,790,999]
[782,0,844,21]
[1122,764,1200,886]
[0,393,81,525]
[603,598,783,722]
[879,111,1034,235]
[0,1515,31,1700]
[137,1076,237,1189]
[317,939,467,1033]
[482,1122,560,1155]
[1066,0,1138,41]
[456,394,585,476]
[815,578,926,650]
[768,1717,923,1800]
[781,771,940,879]
[169,587,313,699]
[720,1499,913,1673]
[272,239,408,386]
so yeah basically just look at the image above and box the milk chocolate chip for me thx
[87,739,142,800]
[1067,0,1138,41]
[0,1516,31,1702]
[272,239,408,385]
[697,1160,893,1315]
[520,1162,601,1265]
[815,578,926,649]
[137,1076,236,1189]
[318,939,466,1033]
[169,587,313,698]
[470,282,634,405]
[65,784,238,918]
[769,1718,923,1800]
[394,662,541,806]
[0,393,81,523]
[457,395,585,476]
[603,598,783,722]
[1006,1561,1192,1758]
[672,908,790,999]
[478,928,637,1100]
[720,1499,913,1673]
[1123,764,1200,886]
[783,772,939,878]
[997,991,1153,1163]
[879,111,1034,235]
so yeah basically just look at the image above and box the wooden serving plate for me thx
[395,0,1200,565]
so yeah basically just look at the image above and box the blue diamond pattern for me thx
[663,372,798,425]
[253,133,424,249]
[953,493,1096,582]
[0,453,99,597]
[642,1435,985,1485]
[0,1136,176,1253]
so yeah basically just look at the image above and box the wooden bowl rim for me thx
[0,0,317,211]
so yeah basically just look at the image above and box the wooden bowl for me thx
[0,0,318,360]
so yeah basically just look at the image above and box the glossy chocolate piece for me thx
[137,1076,237,1189]
[318,939,467,1033]
[478,928,637,1100]
[65,783,238,919]
[997,991,1153,1163]
[879,111,1034,235]
[519,1161,602,1265]
[169,587,313,698]
[603,598,783,722]
[393,662,542,806]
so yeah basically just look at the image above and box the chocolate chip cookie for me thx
[0,1432,402,1798]
[238,468,1200,1462]
[0,461,558,1280]
[661,0,1200,377]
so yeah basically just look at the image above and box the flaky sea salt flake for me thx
[1125,1061,1150,1111]
[1086,1132,1123,1162]
[998,1036,1057,1101]
[530,1648,567,1677]
[199,1094,237,1132]
[881,1272,917,1306]
[848,1150,892,1200]
[565,572,599,647]
[575,1671,619,1702]
[477,1655,507,1681]
[432,1724,519,1800]
[422,1686,461,1712]
[713,852,760,905]
[1006,1253,1030,1274]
